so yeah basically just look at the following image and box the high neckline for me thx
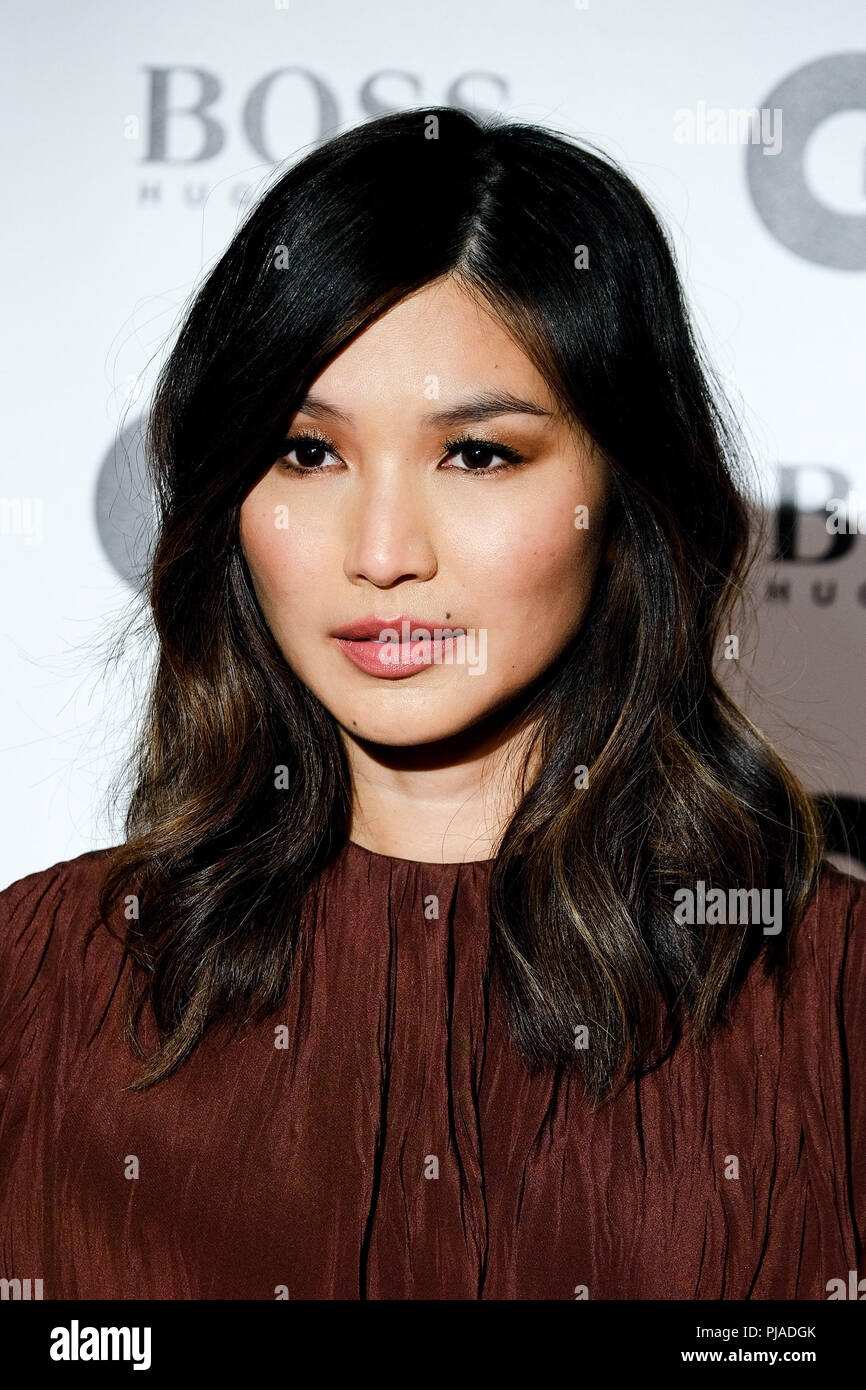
[343,837,496,869]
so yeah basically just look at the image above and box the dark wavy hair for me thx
[99,104,824,1104]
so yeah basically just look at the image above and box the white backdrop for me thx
[2,0,865,885]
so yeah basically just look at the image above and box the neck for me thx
[341,700,540,864]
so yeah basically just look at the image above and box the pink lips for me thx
[331,614,466,679]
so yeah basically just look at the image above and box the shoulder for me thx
[0,844,120,935]
[0,846,125,1025]
[799,861,866,1249]
[0,844,118,907]
[781,860,866,1063]
[791,858,866,985]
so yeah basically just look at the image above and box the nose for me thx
[342,460,439,590]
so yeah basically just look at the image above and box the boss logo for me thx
[135,66,509,165]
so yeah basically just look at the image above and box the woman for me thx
[1,106,864,1301]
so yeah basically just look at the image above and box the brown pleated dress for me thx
[1,840,864,1300]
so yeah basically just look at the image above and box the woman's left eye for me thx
[441,436,526,474]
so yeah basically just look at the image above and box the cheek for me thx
[462,489,601,631]
[239,492,326,615]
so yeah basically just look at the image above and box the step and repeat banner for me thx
[2,0,865,883]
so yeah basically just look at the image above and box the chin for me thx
[331,697,492,748]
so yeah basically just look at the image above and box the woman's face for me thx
[239,275,611,748]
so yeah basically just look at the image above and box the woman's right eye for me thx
[277,433,340,472]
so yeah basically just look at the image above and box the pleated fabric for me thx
[1,839,864,1299]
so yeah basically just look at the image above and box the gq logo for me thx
[747,52,866,268]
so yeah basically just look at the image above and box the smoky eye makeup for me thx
[274,427,533,478]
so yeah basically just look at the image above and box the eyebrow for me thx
[292,389,556,430]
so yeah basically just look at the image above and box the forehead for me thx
[304,278,558,415]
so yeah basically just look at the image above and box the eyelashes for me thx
[274,428,528,478]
